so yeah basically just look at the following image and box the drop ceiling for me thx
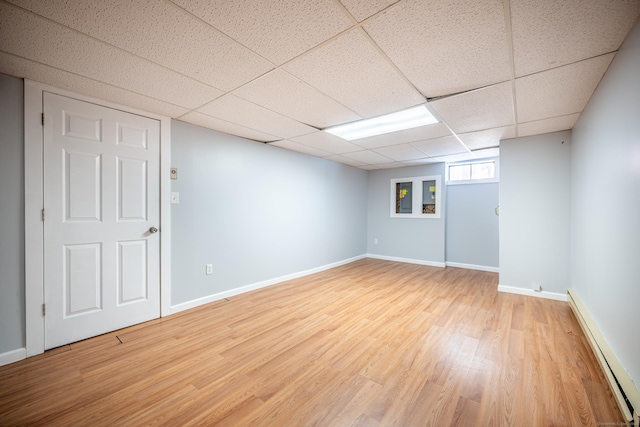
[1,0,638,170]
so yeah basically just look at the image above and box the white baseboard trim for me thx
[366,254,445,268]
[445,262,499,273]
[0,347,27,367]
[171,254,367,314]
[568,288,638,422]
[497,284,567,301]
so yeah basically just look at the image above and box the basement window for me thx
[447,159,498,185]
[390,175,441,218]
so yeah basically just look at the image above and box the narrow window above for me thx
[447,159,499,185]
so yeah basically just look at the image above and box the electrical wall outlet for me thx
[206,264,213,275]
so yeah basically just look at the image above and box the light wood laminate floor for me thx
[0,259,624,426]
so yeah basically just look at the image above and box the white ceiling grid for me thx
[1,0,639,169]
[362,0,513,97]
[510,0,640,77]
[171,0,353,65]
[179,111,281,143]
[0,51,190,118]
[458,127,517,150]
[350,123,453,150]
[6,0,275,91]
[231,69,362,129]
[411,136,470,158]
[339,0,399,22]
[373,143,433,162]
[429,82,516,134]
[517,114,581,138]
[515,53,615,123]
[197,94,317,140]
[290,131,363,155]
[270,139,333,159]
[282,29,425,117]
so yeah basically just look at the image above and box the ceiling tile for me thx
[179,112,279,142]
[516,54,614,123]
[170,0,352,65]
[0,0,630,170]
[430,82,515,134]
[339,0,398,21]
[359,164,382,170]
[511,0,640,77]
[283,29,424,117]
[411,136,468,157]
[0,52,189,118]
[375,162,408,169]
[408,151,485,164]
[517,114,580,138]
[405,149,501,166]
[363,0,511,97]
[291,131,362,155]
[470,147,500,159]
[268,140,332,158]
[433,152,478,163]
[0,2,223,109]
[7,0,274,92]
[324,154,368,167]
[458,126,516,150]
[402,158,441,166]
[341,150,394,165]
[374,144,430,162]
[233,69,361,128]
[351,122,452,149]
[198,95,316,140]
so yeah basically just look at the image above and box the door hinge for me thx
[42,304,46,316]
[42,208,45,221]
[41,113,45,126]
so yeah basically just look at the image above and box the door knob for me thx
[149,226,159,234]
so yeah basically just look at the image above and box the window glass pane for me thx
[395,182,412,214]
[471,161,495,179]
[449,164,471,181]
[422,180,436,214]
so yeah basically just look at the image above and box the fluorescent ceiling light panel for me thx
[324,105,438,140]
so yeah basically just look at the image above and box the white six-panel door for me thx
[43,92,160,349]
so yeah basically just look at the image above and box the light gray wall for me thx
[0,73,25,354]
[499,131,571,294]
[367,163,446,263]
[446,182,499,268]
[171,120,368,305]
[571,20,640,388]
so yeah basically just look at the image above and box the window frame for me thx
[389,175,442,219]
[446,158,499,186]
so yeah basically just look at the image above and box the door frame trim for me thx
[24,80,172,356]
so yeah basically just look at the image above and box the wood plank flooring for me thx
[0,259,624,426]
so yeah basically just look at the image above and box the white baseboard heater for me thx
[568,289,639,426]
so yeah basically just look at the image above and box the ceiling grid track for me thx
[2,0,636,168]
[502,0,520,137]
[4,0,226,94]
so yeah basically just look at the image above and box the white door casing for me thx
[43,92,160,349]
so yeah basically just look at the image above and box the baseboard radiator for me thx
[568,289,639,426]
